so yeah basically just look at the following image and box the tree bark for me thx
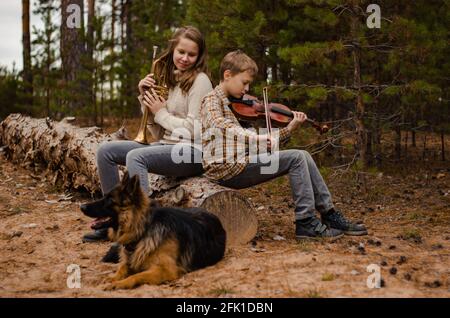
[110,0,116,122]
[404,130,408,159]
[124,0,140,116]
[60,0,86,114]
[394,123,401,160]
[422,133,427,161]
[0,114,257,246]
[22,0,33,105]
[87,0,95,124]
[350,5,367,168]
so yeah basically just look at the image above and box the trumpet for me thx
[134,46,169,144]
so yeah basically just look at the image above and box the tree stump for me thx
[0,113,257,246]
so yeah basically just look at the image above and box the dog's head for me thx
[80,172,147,232]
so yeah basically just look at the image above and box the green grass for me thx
[305,289,323,298]
[208,285,235,296]
[399,228,422,243]
[319,166,332,180]
[407,212,424,221]
[321,273,335,281]
[6,206,28,216]
[296,240,313,252]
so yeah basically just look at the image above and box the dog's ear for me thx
[125,174,140,196]
[122,171,130,186]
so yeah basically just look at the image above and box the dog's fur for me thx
[80,172,226,290]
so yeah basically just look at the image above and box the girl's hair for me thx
[153,26,209,94]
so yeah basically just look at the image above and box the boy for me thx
[200,50,367,239]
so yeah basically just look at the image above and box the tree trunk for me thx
[60,0,86,114]
[404,130,408,159]
[373,99,382,167]
[395,123,401,160]
[0,114,257,246]
[422,133,427,161]
[350,5,366,168]
[110,0,116,118]
[42,2,54,117]
[22,0,33,105]
[93,63,98,126]
[100,79,105,127]
[366,127,373,166]
[118,0,126,120]
[87,0,95,123]
[124,0,140,117]
[353,55,367,167]
[87,0,95,62]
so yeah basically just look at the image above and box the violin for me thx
[228,92,329,134]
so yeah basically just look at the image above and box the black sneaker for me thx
[101,243,121,263]
[82,228,109,243]
[295,217,344,240]
[322,209,368,236]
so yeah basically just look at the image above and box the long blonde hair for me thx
[153,26,209,94]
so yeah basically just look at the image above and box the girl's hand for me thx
[143,88,167,115]
[138,74,156,95]
[286,111,307,132]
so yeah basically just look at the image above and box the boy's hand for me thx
[252,134,278,152]
[287,111,307,132]
[267,136,279,152]
[138,73,156,95]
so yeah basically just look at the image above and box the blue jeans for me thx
[96,141,203,195]
[219,150,334,220]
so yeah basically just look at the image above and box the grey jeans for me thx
[96,141,203,195]
[219,149,334,220]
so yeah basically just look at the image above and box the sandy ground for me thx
[0,150,449,298]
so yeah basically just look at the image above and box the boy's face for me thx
[223,70,254,99]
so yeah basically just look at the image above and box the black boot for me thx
[321,209,368,236]
[82,228,109,243]
[295,217,343,240]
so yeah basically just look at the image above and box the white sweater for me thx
[138,72,212,146]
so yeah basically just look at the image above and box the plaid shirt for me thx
[200,85,291,181]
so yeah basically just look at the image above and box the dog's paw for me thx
[109,273,126,282]
[102,283,116,291]
[98,275,111,285]
[103,281,133,291]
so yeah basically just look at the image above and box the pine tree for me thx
[32,0,59,117]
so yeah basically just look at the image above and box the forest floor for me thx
[0,129,449,298]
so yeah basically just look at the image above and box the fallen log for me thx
[0,113,257,245]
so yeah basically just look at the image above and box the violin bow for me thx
[262,86,272,138]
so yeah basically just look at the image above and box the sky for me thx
[0,0,43,72]
[0,1,113,73]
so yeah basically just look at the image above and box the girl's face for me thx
[172,37,199,72]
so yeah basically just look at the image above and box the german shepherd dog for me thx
[80,172,226,290]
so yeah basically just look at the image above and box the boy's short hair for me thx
[219,50,258,80]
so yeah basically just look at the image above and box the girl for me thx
[83,26,212,243]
